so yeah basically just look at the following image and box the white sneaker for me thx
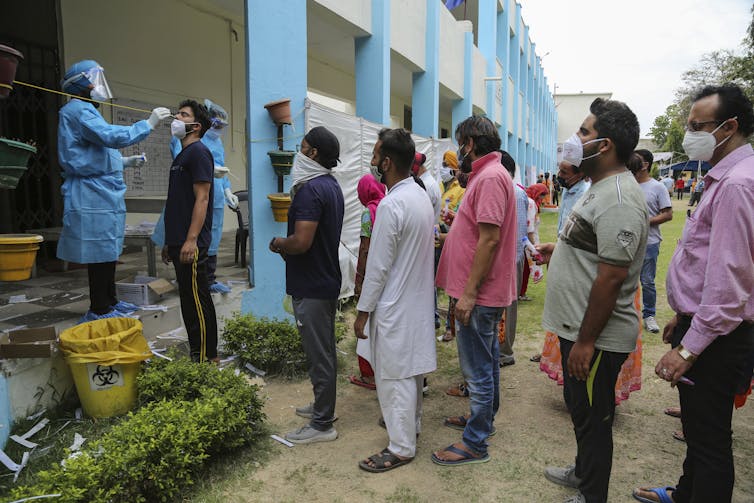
[284,424,338,444]
[644,316,660,333]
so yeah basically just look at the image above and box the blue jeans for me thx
[455,304,503,456]
[640,242,660,318]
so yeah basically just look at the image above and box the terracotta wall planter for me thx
[263,98,292,125]
[0,45,24,99]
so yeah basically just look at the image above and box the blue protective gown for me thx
[57,99,152,263]
[155,135,230,255]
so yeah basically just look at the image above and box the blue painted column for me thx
[355,0,391,125]
[241,0,307,320]
[518,23,528,176]
[476,0,497,124]
[451,27,474,136]
[412,0,440,137]
[508,2,521,166]
[497,1,511,149]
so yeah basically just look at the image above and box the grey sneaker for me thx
[562,493,586,503]
[644,316,660,333]
[544,464,582,489]
[295,403,314,419]
[294,403,338,422]
[284,424,338,444]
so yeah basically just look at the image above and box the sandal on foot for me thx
[358,448,414,473]
[632,486,675,503]
[530,354,542,362]
[349,375,376,390]
[445,383,469,397]
[443,414,496,436]
[431,443,490,466]
[672,430,685,442]
[663,406,681,418]
[441,330,455,342]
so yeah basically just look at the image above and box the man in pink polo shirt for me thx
[635,84,754,503]
[432,116,517,466]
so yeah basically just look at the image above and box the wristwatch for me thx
[677,344,697,363]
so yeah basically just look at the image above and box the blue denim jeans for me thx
[455,304,503,456]
[640,242,660,318]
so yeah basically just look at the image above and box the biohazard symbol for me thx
[91,365,120,386]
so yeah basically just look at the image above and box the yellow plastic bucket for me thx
[59,318,152,418]
[0,234,43,281]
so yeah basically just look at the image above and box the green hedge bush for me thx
[9,358,265,502]
[222,314,308,377]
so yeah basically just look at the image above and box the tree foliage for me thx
[650,6,754,154]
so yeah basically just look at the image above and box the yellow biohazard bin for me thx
[59,318,152,418]
[0,234,43,281]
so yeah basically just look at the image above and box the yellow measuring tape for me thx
[12,80,153,113]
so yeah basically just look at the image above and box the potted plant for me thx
[267,192,291,222]
[0,44,24,98]
[267,149,295,176]
[263,98,292,125]
[0,138,36,190]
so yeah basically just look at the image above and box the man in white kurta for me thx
[355,128,437,470]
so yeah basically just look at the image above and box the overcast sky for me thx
[519,0,752,137]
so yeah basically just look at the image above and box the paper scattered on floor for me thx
[8,295,41,304]
[10,418,50,448]
[26,408,46,421]
[69,433,86,452]
[139,305,168,312]
[7,492,62,502]
[74,408,82,420]
[0,449,30,482]
[270,434,294,448]
[156,328,187,340]
[245,362,266,376]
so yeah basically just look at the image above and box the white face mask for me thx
[682,117,736,162]
[370,158,385,183]
[171,119,197,139]
[439,166,454,183]
[561,133,606,167]
[85,66,112,101]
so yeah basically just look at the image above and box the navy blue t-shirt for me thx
[285,174,344,299]
[164,141,214,248]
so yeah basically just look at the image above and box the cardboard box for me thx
[115,275,175,306]
[0,326,56,358]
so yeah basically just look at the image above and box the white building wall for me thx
[390,0,426,71]
[312,0,371,33]
[555,92,612,143]
[438,7,465,98]
[472,48,487,111]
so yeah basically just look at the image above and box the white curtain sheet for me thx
[305,99,455,298]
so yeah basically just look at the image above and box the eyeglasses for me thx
[684,120,722,132]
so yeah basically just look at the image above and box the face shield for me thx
[85,66,113,101]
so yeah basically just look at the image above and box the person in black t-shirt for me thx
[162,100,218,363]
[270,126,344,444]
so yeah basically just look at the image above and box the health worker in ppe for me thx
[57,59,172,323]
[165,98,238,294]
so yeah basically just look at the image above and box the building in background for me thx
[0,0,557,319]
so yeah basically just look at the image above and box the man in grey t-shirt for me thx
[632,150,673,334]
[538,99,648,503]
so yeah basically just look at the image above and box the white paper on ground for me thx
[244,362,266,376]
[9,435,37,449]
[139,305,168,312]
[69,433,86,452]
[150,351,173,361]
[270,434,294,448]
[7,492,63,502]
[26,409,46,421]
[74,408,82,420]
[20,418,49,440]
[12,451,29,482]
[0,449,23,471]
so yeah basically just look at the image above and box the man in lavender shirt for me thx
[635,83,754,503]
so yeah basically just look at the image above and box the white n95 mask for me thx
[171,119,198,139]
[561,133,606,167]
[682,117,736,161]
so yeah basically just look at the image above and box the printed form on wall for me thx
[113,98,173,196]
